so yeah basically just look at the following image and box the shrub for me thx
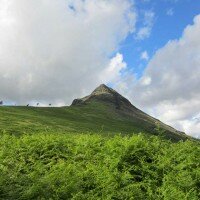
[0,133,199,199]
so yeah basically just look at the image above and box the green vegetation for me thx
[0,92,198,199]
[0,101,155,135]
[0,101,188,141]
[0,133,199,199]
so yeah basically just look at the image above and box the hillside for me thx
[0,84,188,141]
[0,84,199,199]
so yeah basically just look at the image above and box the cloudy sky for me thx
[0,0,200,138]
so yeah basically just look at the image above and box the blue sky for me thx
[120,0,200,78]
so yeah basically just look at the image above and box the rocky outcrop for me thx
[71,84,133,109]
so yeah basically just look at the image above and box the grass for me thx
[0,101,188,141]
[0,132,199,199]
[0,100,199,199]
[0,101,152,135]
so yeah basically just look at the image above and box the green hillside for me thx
[0,101,150,134]
[0,100,187,141]
[0,85,199,199]
[0,84,189,141]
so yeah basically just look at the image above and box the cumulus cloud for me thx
[100,53,127,84]
[130,14,200,138]
[0,0,136,105]
[136,11,155,40]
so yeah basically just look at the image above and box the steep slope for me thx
[0,84,188,141]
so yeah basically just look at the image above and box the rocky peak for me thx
[71,84,133,110]
[91,84,114,96]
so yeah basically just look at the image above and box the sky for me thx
[0,0,200,138]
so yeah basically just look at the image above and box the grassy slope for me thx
[0,101,143,135]
[0,100,189,141]
[0,100,199,199]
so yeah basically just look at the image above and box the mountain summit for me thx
[72,84,132,110]
[71,84,186,140]
[91,84,114,95]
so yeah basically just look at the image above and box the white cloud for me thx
[130,14,200,138]
[166,8,174,16]
[136,11,155,40]
[0,0,136,105]
[100,53,127,84]
[140,51,149,61]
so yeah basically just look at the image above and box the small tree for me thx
[0,101,3,106]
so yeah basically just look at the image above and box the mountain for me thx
[0,84,188,141]
[71,84,186,140]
